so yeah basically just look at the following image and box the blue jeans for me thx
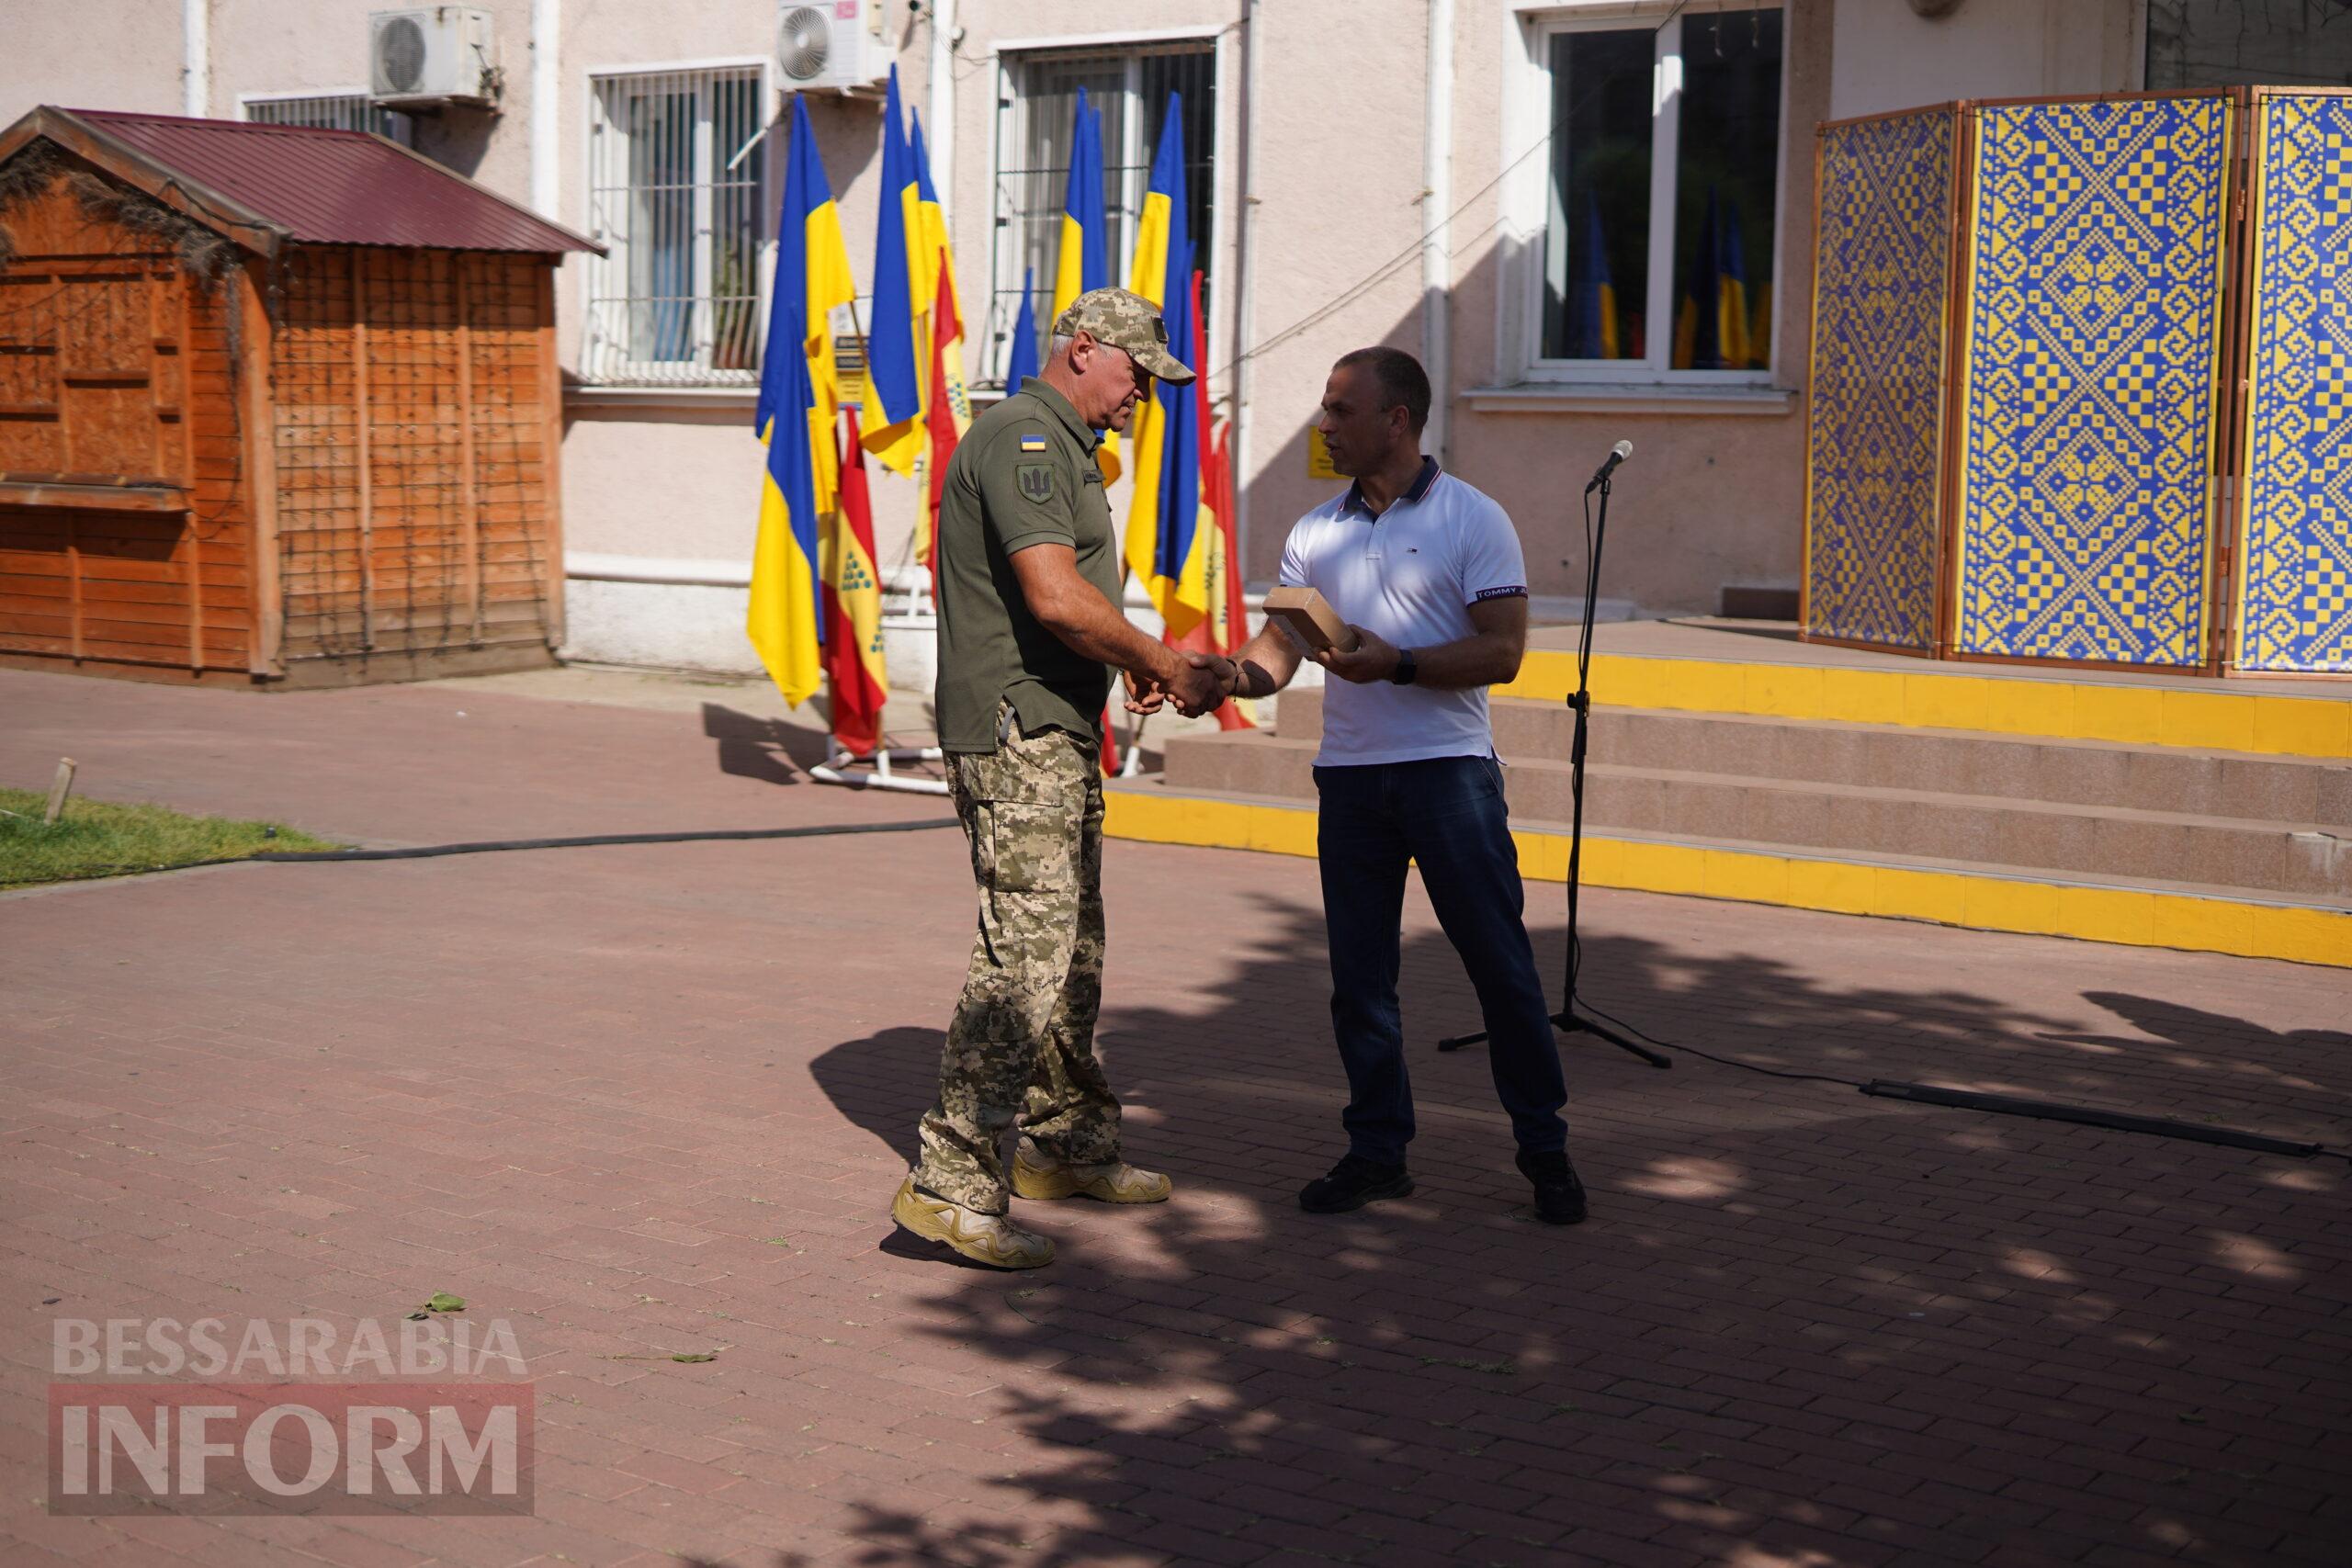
[1314,755,1568,1164]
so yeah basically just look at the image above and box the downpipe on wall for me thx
[1422,0,1453,465]
[182,0,209,116]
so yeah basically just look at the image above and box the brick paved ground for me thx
[3,667,2347,1568]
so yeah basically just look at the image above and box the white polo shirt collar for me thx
[1334,456,1443,519]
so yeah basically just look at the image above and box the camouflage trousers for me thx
[912,703,1121,1214]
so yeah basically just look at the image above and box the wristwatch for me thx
[1389,648,1419,685]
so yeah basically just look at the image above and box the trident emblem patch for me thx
[1016,462,1054,502]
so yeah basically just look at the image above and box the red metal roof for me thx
[24,107,598,254]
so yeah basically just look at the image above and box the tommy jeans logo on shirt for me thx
[1473,585,1528,601]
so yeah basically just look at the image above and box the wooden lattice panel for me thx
[1951,97,2233,668]
[273,246,556,662]
[2234,92,2352,673]
[1804,108,1958,653]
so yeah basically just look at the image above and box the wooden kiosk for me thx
[0,107,600,687]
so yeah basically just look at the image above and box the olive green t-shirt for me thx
[933,378,1122,754]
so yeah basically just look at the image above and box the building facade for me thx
[6,0,2327,685]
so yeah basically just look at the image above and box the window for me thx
[2146,0,2352,89]
[582,64,766,386]
[241,93,413,146]
[1521,3,1782,378]
[989,42,1216,384]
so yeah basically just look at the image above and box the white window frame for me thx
[237,89,413,145]
[1497,0,1789,388]
[580,57,773,388]
[985,27,1226,388]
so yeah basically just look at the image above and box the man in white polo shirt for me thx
[1191,346,1587,1224]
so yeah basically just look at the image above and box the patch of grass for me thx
[0,787,342,889]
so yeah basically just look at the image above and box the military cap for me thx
[1052,287,1196,385]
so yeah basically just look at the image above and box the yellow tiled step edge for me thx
[1499,651,2352,759]
[1103,789,2352,970]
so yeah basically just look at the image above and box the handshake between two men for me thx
[1121,618,1419,717]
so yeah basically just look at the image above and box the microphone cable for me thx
[1562,990,2351,1164]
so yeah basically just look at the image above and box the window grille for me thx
[989,42,1216,385]
[582,65,766,386]
[242,93,414,146]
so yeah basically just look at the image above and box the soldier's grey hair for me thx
[1046,333,1075,360]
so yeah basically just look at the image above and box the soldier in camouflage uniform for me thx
[892,288,1226,1269]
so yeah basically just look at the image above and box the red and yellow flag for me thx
[1163,274,1255,732]
[1201,414,1256,732]
[910,109,969,595]
[823,410,888,755]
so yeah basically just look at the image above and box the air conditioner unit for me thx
[369,7,499,108]
[776,0,892,94]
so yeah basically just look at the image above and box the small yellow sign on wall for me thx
[1307,426,1340,481]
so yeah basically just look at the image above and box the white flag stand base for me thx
[809,746,951,795]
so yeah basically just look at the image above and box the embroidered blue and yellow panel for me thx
[2235,93,2352,674]
[1805,109,1956,652]
[1953,97,2232,667]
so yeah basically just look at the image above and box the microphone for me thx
[1584,439,1633,495]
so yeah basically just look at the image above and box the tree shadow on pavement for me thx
[798,905,2350,1568]
[2021,992,2352,1148]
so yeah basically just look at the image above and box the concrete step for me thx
[1124,620,2352,964]
[1272,689,2351,826]
[1101,776,2352,968]
[1159,729,2351,904]
[1500,630,2351,759]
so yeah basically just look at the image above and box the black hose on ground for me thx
[54,818,963,877]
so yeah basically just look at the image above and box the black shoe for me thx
[1298,1154,1413,1213]
[1517,1149,1588,1224]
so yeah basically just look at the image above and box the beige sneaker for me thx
[1012,1145,1173,1204]
[891,1177,1055,1269]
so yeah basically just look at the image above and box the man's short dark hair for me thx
[1334,345,1431,434]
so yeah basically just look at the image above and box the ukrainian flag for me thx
[749,95,855,707]
[859,68,927,477]
[1051,87,1108,320]
[1567,193,1620,360]
[1005,266,1040,390]
[1123,94,1210,637]
[1052,89,1118,482]
[1717,195,1751,369]
[1674,190,1752,370]
[910,108,956,330]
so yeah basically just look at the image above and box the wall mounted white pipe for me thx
[1230,0,1262,556]
[926,0,957,215]
[531,0,561,217]
[1421,0,1453,463]
[182,0,209,116]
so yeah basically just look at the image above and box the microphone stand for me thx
[1437,467,1669,1069]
